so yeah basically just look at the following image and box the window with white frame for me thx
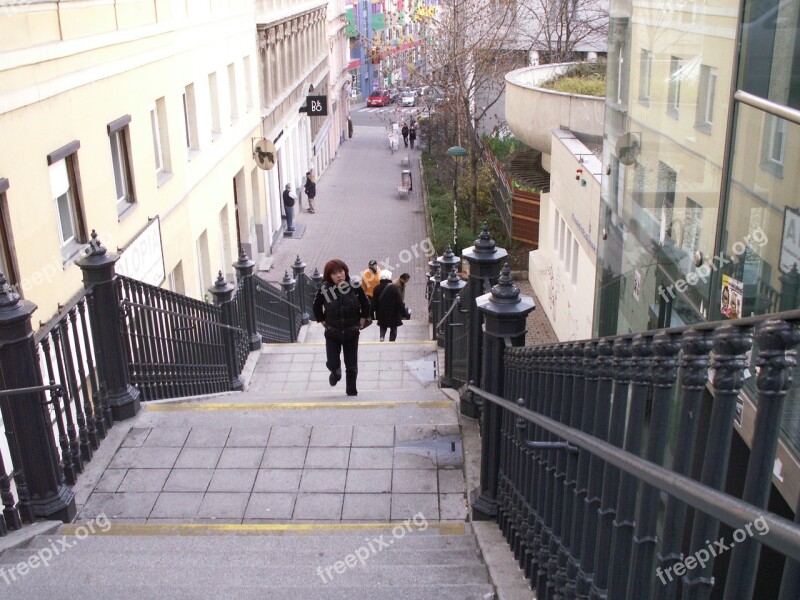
[48,143,87,260]
[667,56,682,117]
[761,113,787,177]
[227,64,238,123]
[243,56,253,111]
[108,116,135,214]
[695,65,717,130]
[183,84,200,152]
[638,49,652,102]
[209,72,221,135]
[150,98,171,179]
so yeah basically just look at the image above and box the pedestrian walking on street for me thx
[372,270,408,342]
[401,123,409,148]
[304,172,317,214]
[282,183,296,232]
[361,259,381,302]
[393,272,411,301]
[409,126,417,149]
[313,259,371,396]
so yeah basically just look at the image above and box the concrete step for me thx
[1,582,496,600]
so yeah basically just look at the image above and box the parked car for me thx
[367,90,392,107]
[401,90,417,107]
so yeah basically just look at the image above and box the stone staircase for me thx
[0,321,499,599]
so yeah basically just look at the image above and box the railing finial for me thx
[86,230,107,256]
[0,272,19,308]
[473,223,496,253]
[489,263,520,303]
[447,265,460,285]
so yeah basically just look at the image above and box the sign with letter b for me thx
[306,95,328,116]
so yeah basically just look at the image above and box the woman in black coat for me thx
[371,270,407,342]
[312,259,370,395]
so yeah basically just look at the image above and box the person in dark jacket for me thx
[304,172,317,214]
[313,259,370,395]
[401,123,409,147]
[282,183,296,231]
[409,125,417,149]
[371,269,407,342]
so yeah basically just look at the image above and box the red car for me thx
[367,90,392,107]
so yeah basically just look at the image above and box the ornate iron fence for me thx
[254,273,300,343]
[465,301,800,599]
[117,275,232,400]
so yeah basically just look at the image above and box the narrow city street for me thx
[264,103,431,320]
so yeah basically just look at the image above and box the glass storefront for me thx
[595,0,800,452]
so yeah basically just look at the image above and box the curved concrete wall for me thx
[505,63,605,153]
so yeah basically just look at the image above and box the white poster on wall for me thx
[780,206,800,273]
[116,218,166,287]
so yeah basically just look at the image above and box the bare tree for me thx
[414,0,526,233]
[517,0,608,64]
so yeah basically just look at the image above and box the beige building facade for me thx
[0,0,347,323]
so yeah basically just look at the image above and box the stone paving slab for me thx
[77,420,467,524]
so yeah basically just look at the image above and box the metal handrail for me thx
[436,294,467,333]
[0,384,65,403]
[254,283,303,311]
[119,299,244,335]
[34,288,89,344]
[466,383,800,563]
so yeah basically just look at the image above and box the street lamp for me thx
[446,146,468,249]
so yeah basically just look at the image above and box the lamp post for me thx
[446,146,468,249]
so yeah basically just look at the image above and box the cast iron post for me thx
[460,224,508,417]
[426,256,440,324]
[436,246,460,347]
[280,271,298,343]
[209,272,244,391]
[234,248,261,351]
[0,274,76,523]
[291,255,310,325]
[472,264,535,520]
[76,231,140,421]
[440,266,466,388]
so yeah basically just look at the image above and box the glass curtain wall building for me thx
[596,0,800,454]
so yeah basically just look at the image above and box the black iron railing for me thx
[466,310,800,599]
[254,273,300,343]
[118,275,233,400]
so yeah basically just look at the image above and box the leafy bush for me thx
[483,134,522,163]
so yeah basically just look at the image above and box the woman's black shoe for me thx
[329,369,341,386]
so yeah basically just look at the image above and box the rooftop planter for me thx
[505,62,606,153]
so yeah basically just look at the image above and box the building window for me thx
[150,98,171,183]
[47,143,87,261]
[695,65,716,131]
[183,84,200,153]
[243,56,253,111]
[209,72,221,135]
[168,260,185,295]
[638,49,652,103]
[0,180,19,289]
[571,238,579,285]
[761,114,786,177]
[228,64,238,123]
[108,115,135,215]
[667,56,682,117]
[657,161,677,244]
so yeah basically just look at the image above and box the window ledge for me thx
[638,98,650,107]
[156,171,173,188]
[694,123,712,135]
[211,131,222,142]
[187,148,201,161]
[760,161,784,179]
[667,109,679,120]
[61,242,86,267]
[117,201,138,222]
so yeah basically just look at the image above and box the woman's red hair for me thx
[323,259,350,284]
